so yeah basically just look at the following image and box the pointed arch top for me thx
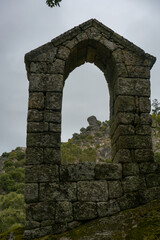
[25,19,156,86]
[25,19,156,119]
[25,18,156,161]
[25,19,155,67]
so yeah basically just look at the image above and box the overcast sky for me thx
[0,0,160,155]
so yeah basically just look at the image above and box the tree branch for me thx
[46,0,62,7]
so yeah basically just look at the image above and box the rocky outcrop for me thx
[71,116,111,162]
[70,115,160,163]
[87,116,98,126]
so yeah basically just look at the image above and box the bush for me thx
[0,167,24,193]
[72,133,80,140]
[86,135,93,140]
[80,127,86,133]
[15,183,25,194]
[0,192,24,210]
[0,192,25,233]
[8,149,25,161]
[0,173,16,192]
[80,147,96,163]
[100,125,107,132]
[154,152,160,162]
[1,152,9,158]
[86,126,92,131]
[14,159,25,168]
[61,142,83,164]
[8,151,17,160]
[3,159,14,169]
[0,148,26,233]
[16,151,25,161]
[61,141,97,164]
[9,168,25,182]
[0,207,25,234]
[106,158,112,163]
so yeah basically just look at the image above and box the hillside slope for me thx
[0,198,160,240]
[61,115,160,164]
[61,116,111,164]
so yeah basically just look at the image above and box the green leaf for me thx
[46,0,62,8]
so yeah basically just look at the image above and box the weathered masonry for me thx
[24,19,160,239]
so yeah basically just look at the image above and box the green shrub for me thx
[72,133,80,140]
[0,148,26,234]
[15,183,25,194]
[9,168,25,182]
[0,173,16,192]
[16,151,25,161]
[100,125,107,132]
[8,151,18,160]
[61,141,97,164]
[61,142,82,164]
[97,120,101,126]
[7,149,25,162]
[106,158,112,163]
[0,192,24,210]
[14,159,25,168]
[86,135,93,140]
[154,152,160,162]
[3,159,14,169]
[0,192,25,234]
[1,152,9,158]
[80,127,86,133]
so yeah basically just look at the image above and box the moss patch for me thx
[0,226,24,240]
[37,199,160,240]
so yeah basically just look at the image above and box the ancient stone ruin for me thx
[24,19,160,239]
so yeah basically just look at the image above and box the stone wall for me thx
[25,161,160,239]
[24,19,160,239]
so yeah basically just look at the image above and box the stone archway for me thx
[24,19,160,240]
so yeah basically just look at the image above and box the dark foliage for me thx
[46,0,62,7]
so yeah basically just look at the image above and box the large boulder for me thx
[87,116,98,126]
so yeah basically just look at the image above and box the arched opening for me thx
[61,63,111,164]
[60,38,116,164]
